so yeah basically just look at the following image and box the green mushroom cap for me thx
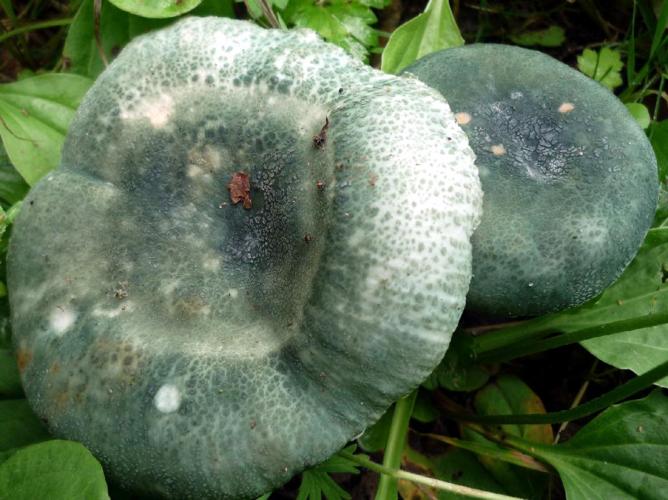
[404,44,658,318]
[8,18,482,499]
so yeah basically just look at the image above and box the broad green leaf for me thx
[0,74,93,185]
[0,349,22,397]
[64,0,234,78]
[64,0,165,78]
[0,145,28,206]
[243,0,263,19]
[576,47,624,90]
[475,376,553,444]
[381,0,463,74]
[282,0,380,61]
[108,0,201,18]
[524,392,668,500]
[272,0,289,10]
[650,119,668,181]
[497,228,668,387]
[463,376,551,498]
[297,445,361,500]
[510,25,566,47]
[0,400,50,452]
[625,102,651,129]
[0,440,109,500]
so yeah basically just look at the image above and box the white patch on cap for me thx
[49,307,76,335]
[455,112,472,125]
[203,256,221,271]
[559,102,575,113]
[121,94,173,128]
[491,144,506,156]
[154,384,181,413]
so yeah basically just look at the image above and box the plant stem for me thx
[375,390,417,500]
[472,311,668,364]
[441,359,668,425]
[0,18,73,44]
[340,450,523,500]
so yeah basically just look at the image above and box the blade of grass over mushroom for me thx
[438,358,668,425]
[471,311,668,365]
[482,392,668,500]
[469,228,668,386]
[381,0,463,74]
[107,0,203,18]
[0,440,109,500]
[0,74,92,185]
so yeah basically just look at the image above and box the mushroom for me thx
[8,18,482,498]
[404,44,658,317]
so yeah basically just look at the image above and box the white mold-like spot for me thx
[121,93,173,128]
[491,144,506,156]
[510,91,523,99]
[455,112,472,125]
[187,165,204,178]
[154,384,181,413]
[49,307,76,335]
[203,256,221,271]
[228,288,239,298]
[559,102,575,113]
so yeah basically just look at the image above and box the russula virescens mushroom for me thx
[8,17,482,498]
[404,44,658,318]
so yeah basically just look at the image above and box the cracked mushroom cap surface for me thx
[404,44,658,318]
[8,17,482,499]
